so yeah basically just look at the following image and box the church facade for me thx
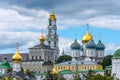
[71,28,105,63]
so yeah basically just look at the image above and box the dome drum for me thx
[12,59,22,63]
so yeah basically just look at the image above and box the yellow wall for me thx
[53,64,103,72]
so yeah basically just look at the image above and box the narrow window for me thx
[39,56,41,60]
[32,56,34,60]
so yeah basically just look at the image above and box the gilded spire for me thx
[99,33,101,40]
[87,24,89,32]
[75,33,77,39]
[49,11,56,20]
[12,42,22,63]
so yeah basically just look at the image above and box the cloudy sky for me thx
[0,0,120,55]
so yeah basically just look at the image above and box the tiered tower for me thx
[12,43,22,72]
[46,12,59,61]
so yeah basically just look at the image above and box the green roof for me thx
[59,70,104,74]
[105,65,112,69]
[0,72,3,75]
[0,60,11,69]
[112,49,120,59]
[94,70,104,72]
[77,70,88,73]
[59,70,73,74]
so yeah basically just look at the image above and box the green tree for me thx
[73,74,81,80]
[58,74,66,80]
[90,74,114,80]
[44,70,58,80]
[83,70,95,80]
[102,55,113,69]
[2,76,21,80]
[104,69,111,76]
[90,74,104,80]
[56,55,72,63]
[87,70,95,79]
[104,75,114,80]
[2,76,12,80]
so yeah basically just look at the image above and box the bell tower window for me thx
[48,41,51,46]
[32,56,34,60]
[36,56,37,60]
[39,56,41,60]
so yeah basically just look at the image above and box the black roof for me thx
[0,53,29,62]
[42,60,53,65]
[30,43,53,49]
[2,71,35,80]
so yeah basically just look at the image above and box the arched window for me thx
[4,57,7,60]
[32,56,34,60]
[54,41,56,47]
[48,41,51,46]
[39,56,41,60]
[36,56,37,60]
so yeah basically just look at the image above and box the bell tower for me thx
[46,11,59,61]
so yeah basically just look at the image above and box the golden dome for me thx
[82,31,94,43]
[51,68,58,74]
[12,48,22,63]
[39,35,45,43]
[49,11,56,20]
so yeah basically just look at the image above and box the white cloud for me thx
[88,16,120,30]
[58,14,120,30]
[0,5,119,57]
[0,29,119,57]
[105,43,120,55]
[0,31,40,50]
[0,7,49,31]
[59,37,73,55]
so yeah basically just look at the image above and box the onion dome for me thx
[12,44,22,63]
[82,31,94,43]
[96,40,105,50]
[86,38,96,49]
[51,68,58,74]
[49,11,56,20]
[39,35,45,43]
[70,39,81,49]
[1,60,11,68]
[112,48,120,59]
